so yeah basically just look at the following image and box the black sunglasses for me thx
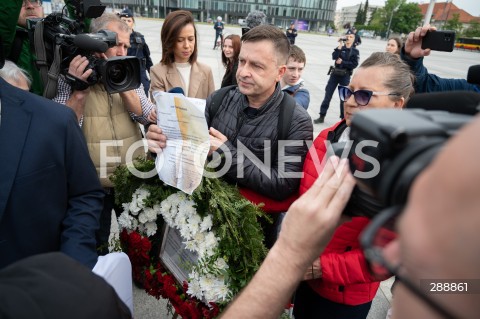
[338,85,400,106]
[361,206,458,319]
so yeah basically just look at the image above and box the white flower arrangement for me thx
[160,192,231,303]
[118,187,231,303]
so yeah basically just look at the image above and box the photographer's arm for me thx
[121,87,155,125]
[221,157,355,318]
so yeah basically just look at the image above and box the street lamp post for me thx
[386,5,399,39]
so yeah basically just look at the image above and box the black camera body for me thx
[332,109,472,218]
[29,2,140,94]
[340,37,347,42]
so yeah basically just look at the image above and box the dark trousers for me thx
[293,281,372,319]
[320,74,350,119]
[214,33,223,48]
[96,189,122,256]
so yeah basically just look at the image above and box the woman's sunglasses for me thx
[338,85,400,106]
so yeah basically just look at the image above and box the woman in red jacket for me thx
[293,52,415,319]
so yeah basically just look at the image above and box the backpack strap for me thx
[277,92,297,141]
[33,20,62,99]
[208,85,236,123]
[209,86,296,141]
[8,29,28,64]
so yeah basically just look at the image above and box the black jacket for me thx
[333,45,360,72]
[205,85,313,200]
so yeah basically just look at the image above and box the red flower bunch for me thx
[143,262,220,318]
[120,230,221,318]
[120,229,152,284]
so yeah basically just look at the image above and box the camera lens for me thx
[107,62,130,86]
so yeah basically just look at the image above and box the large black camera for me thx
[29,1,140,95]
[332,109,473,218]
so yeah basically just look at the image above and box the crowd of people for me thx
[1,1,479,318]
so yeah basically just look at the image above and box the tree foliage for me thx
[368,0,421,37]
[463,20,480,37]
[355,4,364,26]
[444,13,463,33]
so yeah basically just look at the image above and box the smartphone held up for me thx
[421,30,456,52]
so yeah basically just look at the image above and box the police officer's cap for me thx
[119,8,134,18]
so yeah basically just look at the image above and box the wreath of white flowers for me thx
[118,187,231,303]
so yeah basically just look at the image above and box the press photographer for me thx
[29,1,141,97]
[52,12,155,255]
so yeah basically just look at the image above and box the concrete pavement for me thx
[125,18,479,319]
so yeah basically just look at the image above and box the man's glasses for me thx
[23,0,42,7]
[338,85,400,106]
[360,206,458,319]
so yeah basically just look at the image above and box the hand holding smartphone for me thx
[421,30,456,52]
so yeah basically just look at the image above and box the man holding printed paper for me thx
[147,25,313,246]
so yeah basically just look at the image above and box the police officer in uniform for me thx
[119,8,153,96]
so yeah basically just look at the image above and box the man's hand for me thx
[146,124,167,153]
[68,55,93,81]
[209,127,227,155]
[303,258,321,281]
[276,157,355,271]
[148,108,157,123]
[335,58,343,65]
[405,24,437,59]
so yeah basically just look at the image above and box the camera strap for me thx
[34,20,61,99]
[65,73,89,91]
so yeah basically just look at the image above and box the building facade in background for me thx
[50,0,337,32]
[418,1,480,31]
[335,3,381,31]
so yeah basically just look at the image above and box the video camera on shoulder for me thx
[331,109,473,218]
[27,0,140,95]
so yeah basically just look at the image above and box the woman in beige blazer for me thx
[149,10,215,100]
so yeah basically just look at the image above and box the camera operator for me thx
[0,0,44,95]
[291,52,414,319]
[401,24,480,93]
[221,111,480,319]
[53,12,155,255]
[314,33,359,124]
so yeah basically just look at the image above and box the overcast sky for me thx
[336,0,480,17]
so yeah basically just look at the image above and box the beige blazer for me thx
[149,61,215,99]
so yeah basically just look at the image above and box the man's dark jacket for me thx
[0,78,103,269]
[205,85,313,201]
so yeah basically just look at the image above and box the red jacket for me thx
[300,121,380,305]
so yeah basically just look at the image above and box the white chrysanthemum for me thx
[174,214,188,228]
[138,212,149,224]
[200,215,213,232]
[179,200,196,217]
[187,220,200,237]
[184,239,197,252]
[193,232,206,250]
[214,258,228,271]
[214,282,231,302]
[136,188,150,204]
[179,226,194,241]
[186,279,203,300]
[144,221,157,237]
[118,211,133,230]
[144,207,156,222]
[204,232,218,248]
[129,197,141,215]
